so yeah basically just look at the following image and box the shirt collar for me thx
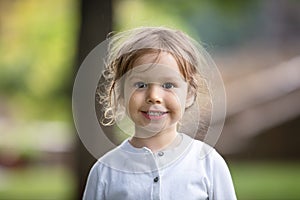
[100,133,194,173]
[120,133,192,153]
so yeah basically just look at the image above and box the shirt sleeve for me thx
[210,150,237,200]
[82,161,105,200]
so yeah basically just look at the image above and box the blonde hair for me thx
[96,26,211,135]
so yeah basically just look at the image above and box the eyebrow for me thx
[127,75,185,83]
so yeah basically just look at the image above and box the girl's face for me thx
[121,52,192,137]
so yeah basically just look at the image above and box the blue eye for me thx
[134,82,147,88]
[162,82,175,89]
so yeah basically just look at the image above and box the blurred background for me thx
[0,0,299,199]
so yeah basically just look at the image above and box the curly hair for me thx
[96,26,211,135]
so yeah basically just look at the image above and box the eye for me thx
[134,82,148,89]
[162,82,175,89]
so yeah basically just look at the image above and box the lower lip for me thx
[141,112,167,120]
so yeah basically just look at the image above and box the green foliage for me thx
[113,0,199,40]
[113,0,261,47]
[0,0,79,120]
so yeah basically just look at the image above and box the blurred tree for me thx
[114,0,261,46]
[74,0,112,199]
[0,0,78,121]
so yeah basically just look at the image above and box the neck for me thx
[129,125,178,152]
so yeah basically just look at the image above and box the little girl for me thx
[83,27,236,200]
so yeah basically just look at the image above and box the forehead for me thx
[126,63,185,83]
[133,52,180,73]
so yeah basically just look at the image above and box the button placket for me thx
[151,171,161,200]
[149,151,161,200]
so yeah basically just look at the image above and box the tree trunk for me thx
[75,0,112,199]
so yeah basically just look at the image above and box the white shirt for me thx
[83,133,236,200]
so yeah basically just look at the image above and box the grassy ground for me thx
[0,161,299,199]
[229,161,300,200]
[0,165,75,200]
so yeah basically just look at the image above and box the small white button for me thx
[158,151,164,156]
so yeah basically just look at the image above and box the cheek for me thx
[168,90,187,110]
[166,94,184,117]
[127,92,143,113]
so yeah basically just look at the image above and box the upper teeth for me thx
[148,111,164,116]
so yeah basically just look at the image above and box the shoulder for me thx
[187,137,228,169]
[91,144,125,170]
[187,137,218,160]
[89,139,135,173]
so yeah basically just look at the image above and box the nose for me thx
[146,84,163,104]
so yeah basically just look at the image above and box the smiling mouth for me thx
[141,111,168,119]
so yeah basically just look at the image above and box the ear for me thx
[185,88,196,108]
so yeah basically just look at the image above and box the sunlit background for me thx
[0,0,300,199]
